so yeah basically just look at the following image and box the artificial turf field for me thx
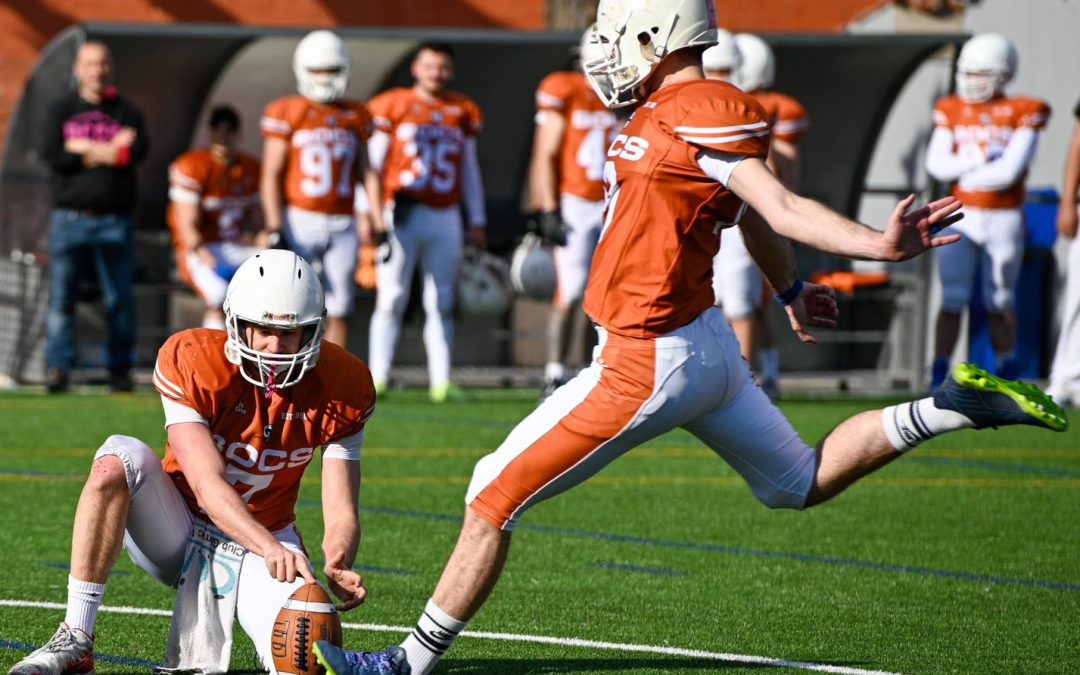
[0,387,1077,674]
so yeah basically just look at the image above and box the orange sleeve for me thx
[1017,98,1051,130]
[355,102,374,140]
[671,83,771,158]
[317,346,377,443]
[536,72,573,113]
[153,332,212,415]
[260,97,293,140]
[367,91,396,133]
[932,97,955,128]
[464,96,483,136]
[169,151,207,194]
[772,94,809,143]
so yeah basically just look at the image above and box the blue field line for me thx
[40,562,128,575]
[0,639,158,669]
[0,467,75,479]
[906,456,1080,478]
[354,564,416,576]
[590,561,689,577]
[348,503,1080,593]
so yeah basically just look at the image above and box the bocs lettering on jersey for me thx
[608,134,649,161]
[214,434,315,472]
[397,122,466,147]
[291,126,359,149]
[571,109,618,131]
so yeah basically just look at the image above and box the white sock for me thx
[544,361,566,382]
[882,398,974,452]
[400,599,467,675]
[64,575,105,636]
[760,349,780,381]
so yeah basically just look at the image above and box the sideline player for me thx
[261,30,384,348]
[709,32,810,400]
[168,105,261,329]
[925,33,1050,387]
[528,30,619,399]
[1048,95,1080,407]
[7,250,374,674]
[315,4,1067,675]
[365,43,487,403]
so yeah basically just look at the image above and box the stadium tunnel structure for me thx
[0,24,964,383]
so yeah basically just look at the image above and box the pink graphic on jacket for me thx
[64,110,122,142]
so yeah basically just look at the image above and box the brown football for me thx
[271,583,343,675]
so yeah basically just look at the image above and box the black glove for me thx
[526,210,569,247]
[374,230,392,264]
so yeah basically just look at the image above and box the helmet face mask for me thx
[294,30,350,103]
[955,33,1017,103]
[223,250,326,391]
[585,0,719,108]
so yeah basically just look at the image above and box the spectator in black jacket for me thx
[42,40,148,393]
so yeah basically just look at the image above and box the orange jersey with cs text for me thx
[933,95,1050,209]
[535,71,619,202]
[583,80,770,338]
[153,329,376,532]
[750,90,809,144]
[261,95,373,215]
[367,88,483,208]
[167,148,261,247]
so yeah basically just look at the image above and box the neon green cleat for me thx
[934,363,1069,432]
[429,382,467,403]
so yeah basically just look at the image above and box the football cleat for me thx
[313,641,411,675]
[430,382,467,404]
[8,623,94,675]
[933,363,1068,432]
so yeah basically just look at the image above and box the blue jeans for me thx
[45,209,135,373]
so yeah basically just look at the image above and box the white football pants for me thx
[465,307,817,530]
[284,207,359,319]
[553,194,604,305]
[368,203,463,387]
[93,435,307,673]
[712,226,763,319]
[1049,228,1080,402]
[184,242,260,310]
[937,206,1024,313]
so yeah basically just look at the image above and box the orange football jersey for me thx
[153,329,376,532]
[167,149,261,245]
[367,88,483,209]
[583,80,770,338]
[933,95,1050,209]
[536,71,619,202]
[751,90,809,144]
[261,95,373,215]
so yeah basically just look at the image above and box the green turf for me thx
[0,388,1078,674]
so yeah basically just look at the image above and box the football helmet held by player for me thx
[224,250,327,390]
[733,33,774,92]
[457,248,513,317]
[584,0,718,108]
[294,30,350,103]
[510,233,557,300]
[955,33,1017,103]
[702,29,741,78]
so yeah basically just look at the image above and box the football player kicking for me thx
[314,3,1068,674]
[8,251,374,675]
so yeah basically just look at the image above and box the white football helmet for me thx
[955,33,1017,103]
[223,250,326,390]
[584,0,718,108]
[702,29,741,79]
[457,248,512,317]
[293,30,350,103]
[510,233,557,300]
[733,33,774,92]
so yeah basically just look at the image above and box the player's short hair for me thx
[208,104,241,132]
[412,41,455,63]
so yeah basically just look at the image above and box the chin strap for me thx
[264,368,277,401]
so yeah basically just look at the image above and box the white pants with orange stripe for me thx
[93,435,308,673]
[466,307,816,530]
[712,228,763,320]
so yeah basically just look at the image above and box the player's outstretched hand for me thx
[263,543,318,585]
[324,564,367,612]
[785,281,838,344]
[881,194,963,262]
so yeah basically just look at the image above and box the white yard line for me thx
[1,599,904,675]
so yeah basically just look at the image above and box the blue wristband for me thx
[774,278,804,306]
